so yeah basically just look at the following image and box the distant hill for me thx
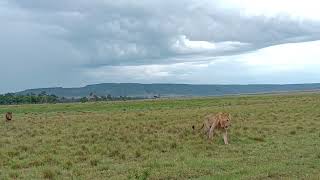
[16,83,320,98]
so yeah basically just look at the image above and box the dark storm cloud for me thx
[1,0,320,92]
[8,0,320,66]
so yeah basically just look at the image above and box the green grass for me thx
[1,93,320,179]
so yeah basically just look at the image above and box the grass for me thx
[0,93,320,179]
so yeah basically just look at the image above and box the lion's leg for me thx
[223,130,228,144]
[208,125,216,139]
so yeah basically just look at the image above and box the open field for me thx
[1,93,320,179]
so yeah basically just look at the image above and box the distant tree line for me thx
[0,91,59,105]
[79,93,140,103]
[0,91,144,105]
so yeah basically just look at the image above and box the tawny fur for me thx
[193,112,231,144]
[5,112,12,121]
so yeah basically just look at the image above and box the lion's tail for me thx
[192,124,204,131]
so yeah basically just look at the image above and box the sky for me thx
[1,0,320,93]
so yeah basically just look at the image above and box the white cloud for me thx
[223,0,320,21]
[241,40,320,73]
[83,40,320,85]
[171,35,249,54]
[83,62,209,83]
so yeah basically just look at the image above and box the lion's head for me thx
[218,112,231,129]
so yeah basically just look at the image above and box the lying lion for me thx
[193,112,231,144]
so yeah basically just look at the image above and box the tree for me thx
[48,94,58,103]
[93,95,99,101]
[107,94,112,100]
[80,97,88,103]
[39,91,47,96]
[101,95,107,101]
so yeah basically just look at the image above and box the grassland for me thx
[0,93,320,179]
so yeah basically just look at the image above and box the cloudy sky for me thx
[1,0,320,93]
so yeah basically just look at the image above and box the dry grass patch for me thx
[1,93,320,179]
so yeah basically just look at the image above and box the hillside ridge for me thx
[16,83,320,98]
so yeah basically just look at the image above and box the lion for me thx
[5,112,12,122]
[193,112,231,144]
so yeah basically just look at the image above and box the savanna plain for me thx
[0,93,320,179]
